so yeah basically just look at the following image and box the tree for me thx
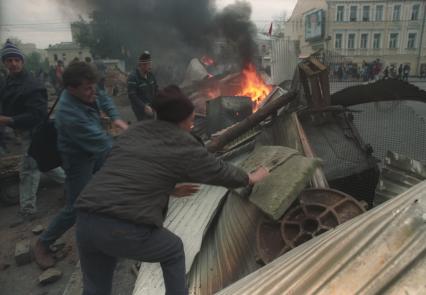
[24,52,47,74]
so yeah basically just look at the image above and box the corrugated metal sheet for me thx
[217,180,426,295]
[271,38,298,85]
[187,143,317,294]
[133,185,228,295]
[375,151,426,206]
[188,192,263,295]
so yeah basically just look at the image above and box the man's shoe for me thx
[33,239,55,270]
[9,212,40,228]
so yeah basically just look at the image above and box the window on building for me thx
[350,6,357,21]
[335,33,343,49]
[348,33,356,49]
[376,5,384,21]
[389,33,399,48]
[54,54,58,61]
[362,6,370,21]
[393,5,401,21]
[360,33,368,48]
[373,33,381,49]
[412,4,420,20]
[408,33,417,49]
[337,6,344,22]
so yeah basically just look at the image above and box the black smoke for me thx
[215,1,257,68]
[62,0,258,84]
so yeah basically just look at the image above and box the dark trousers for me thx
[40,152,107,247]
[76,212,187,295]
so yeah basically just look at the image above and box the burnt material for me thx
[331,79,426,106]
[206,96,253,136]
[299,111,379,204]
[207,90,298,152]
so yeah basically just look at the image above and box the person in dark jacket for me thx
[0,40,65,216]
[33,62,128,269]
[74,86,269,295]
[127,50,158,121]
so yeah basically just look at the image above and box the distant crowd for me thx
[331,59,424,82]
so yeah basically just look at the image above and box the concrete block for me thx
[32,225,45,235]
[249,155,321,220]
[39,268,62,285]
[14,239,32,266]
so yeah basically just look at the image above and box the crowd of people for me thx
[332,59,414,82]
[0,40,269,295]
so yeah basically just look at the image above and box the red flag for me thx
[268,22,273,36]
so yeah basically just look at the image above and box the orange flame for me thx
[236,64,272,111]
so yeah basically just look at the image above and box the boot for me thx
[33,239,55,270]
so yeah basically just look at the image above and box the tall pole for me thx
[417,2,426,76]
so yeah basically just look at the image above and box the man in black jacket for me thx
[127,50,158,121]
[0,40,64,217]
[74,86,268,295]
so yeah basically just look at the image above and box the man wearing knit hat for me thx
[127,50,158,121]
[73,85,269,295]
[0,40,65,218]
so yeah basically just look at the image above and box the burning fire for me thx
[236,64,272,111]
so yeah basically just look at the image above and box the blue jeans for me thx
[76,212,187,295]
[17,131,65,214]
[40,151,107,247]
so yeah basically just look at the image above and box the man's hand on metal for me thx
[113,119,129,130]
[145,105,153,116]
[0,116,13,126]
[172,184,200,198]
[248,166,269,185]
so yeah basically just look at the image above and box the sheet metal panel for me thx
[187,192,263,295]
[217,180,426,295]
[375,151,425,205]
[271,38,298,85]
[133,185,228,295]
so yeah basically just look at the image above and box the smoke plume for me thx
[60,0,259,83]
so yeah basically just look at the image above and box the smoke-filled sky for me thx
[0,0,297,48]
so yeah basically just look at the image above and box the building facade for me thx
[285,0,328,55]
[327,0,426,75]
[45,42,92,67]
[285,0,426,75]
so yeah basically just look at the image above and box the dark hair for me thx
[63,62,98,88]
[139,51,151,63]
[152,85,194,123]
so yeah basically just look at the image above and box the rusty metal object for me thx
[292,113,328,188]
[257,188,365,264]
[207,90,297,153]
[256,218,288,264]
[298,57,330,109]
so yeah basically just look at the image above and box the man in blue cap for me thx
[0,40,65,218]
[127,50,158,121]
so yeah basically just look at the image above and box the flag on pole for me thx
[268,22,273,36]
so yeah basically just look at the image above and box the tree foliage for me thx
[25,52,49,73]
[72,14,130,62]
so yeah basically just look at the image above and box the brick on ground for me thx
[14,239,32,266]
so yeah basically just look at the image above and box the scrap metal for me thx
[218,180,426,295]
